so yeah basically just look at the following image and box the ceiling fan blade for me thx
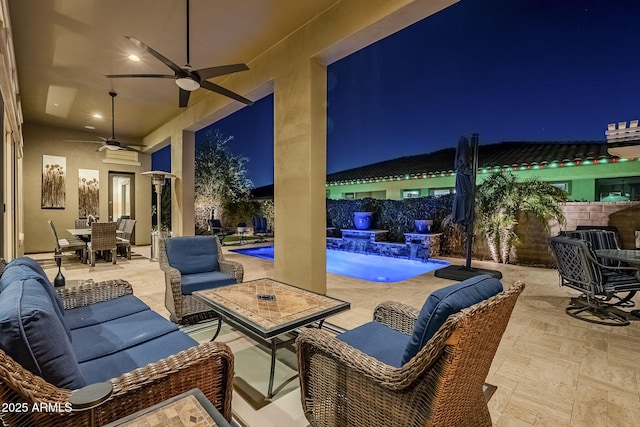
[200,81,254,106]
[105,74,175,79]
[125,36,184,74]
[123,145,144,153]
[64,139,104,144]
[179,88,191,108]
[196,64,249,80]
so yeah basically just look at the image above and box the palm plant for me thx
[475,172,567,263]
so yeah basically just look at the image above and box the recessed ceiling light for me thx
[92,113,103,119]
[53,102,60,107]
[84,125,95,130]
[128,54,140,62]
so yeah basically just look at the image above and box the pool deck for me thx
[30,243,640,427]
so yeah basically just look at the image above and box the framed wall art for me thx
[41,155,66,209]
[78,169,99,217]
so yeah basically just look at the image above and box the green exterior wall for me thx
[326,159,640,201]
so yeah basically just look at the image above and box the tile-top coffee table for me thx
[193,278,350,399]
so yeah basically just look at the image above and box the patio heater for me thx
[142,170,176,261]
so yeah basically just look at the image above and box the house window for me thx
[550,182,570,193]
[430,188,453,197]
[343,192,355,200]
[402,190,420,199]
[596,177,640,201]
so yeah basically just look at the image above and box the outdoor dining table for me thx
[66,228,124,237]
[595,249,640,270]
[595,249,640,318]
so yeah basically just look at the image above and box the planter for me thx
[414,219,433,234]
[353,212,374,230]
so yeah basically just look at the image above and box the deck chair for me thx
[549,235,640,326]
[87,222,117,267]
[47,220,87,263]
[208,219,229,245]
[297,276,525,427]
[252,216,270,243]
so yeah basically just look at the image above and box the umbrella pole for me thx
[465,133,479,270]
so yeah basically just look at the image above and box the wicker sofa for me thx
[297,275,525,427]
[159,235,243,324]
[0,257,234,426]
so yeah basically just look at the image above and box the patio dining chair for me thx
[116,219,137,259]
[87,222,117,267]
[549,235,640,326]
[47,220,87,264]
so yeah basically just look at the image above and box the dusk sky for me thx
[154,0,640,187]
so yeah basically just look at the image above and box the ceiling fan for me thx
[68,91,142,152]
[105,0,253,108]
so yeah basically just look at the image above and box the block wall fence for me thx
[467,201,640,267]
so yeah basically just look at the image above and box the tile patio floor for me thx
[31,243,640,427]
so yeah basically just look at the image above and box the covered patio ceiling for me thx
[8,0,341,143]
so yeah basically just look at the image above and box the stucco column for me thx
[171,130,195,236]
[274,59,327,294]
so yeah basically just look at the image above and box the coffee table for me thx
[193,278,350,399]
[104,388,230,427]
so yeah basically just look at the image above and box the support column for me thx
[273,59,327,294]
[171,130,196,236]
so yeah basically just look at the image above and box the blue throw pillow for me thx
[0,279,86,389]
[166,236,219,275]
[0,258,71,339]
[400,274,503,365]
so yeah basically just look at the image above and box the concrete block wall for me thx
[515,201,640,266]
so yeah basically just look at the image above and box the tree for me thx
[475,171,567,263]
[194,129,253,232]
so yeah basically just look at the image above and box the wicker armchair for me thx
[159,235,244,324]
[296,281,525,427]
[0,280,234,427]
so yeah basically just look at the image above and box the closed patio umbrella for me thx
[435,134,502,280]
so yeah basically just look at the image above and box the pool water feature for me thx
[230,246,450,282]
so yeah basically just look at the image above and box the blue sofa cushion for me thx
[79,330,198,384]
[0,279,86,389]
[181,271,237,295]
[71,310,179,363]
[401,275,503,365]
[337,321,411,368]
[65,295,150,330]
[166,236,219,275]
[0,258,70,335]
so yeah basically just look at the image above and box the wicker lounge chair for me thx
[159,235,243,324]
[297,278,525,427]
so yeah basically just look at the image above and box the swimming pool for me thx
[230,245,449,282]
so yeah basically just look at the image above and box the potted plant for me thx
[353,211,374,230]
[413,219,433,234]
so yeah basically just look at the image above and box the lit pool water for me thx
[230,245,449,282]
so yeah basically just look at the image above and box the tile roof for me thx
[326,141,612,183]
[251,141,616,197]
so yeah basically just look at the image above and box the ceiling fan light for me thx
[105,144,121,150]
[175,77,199,91]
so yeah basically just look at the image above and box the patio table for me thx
[193,278,350,401]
